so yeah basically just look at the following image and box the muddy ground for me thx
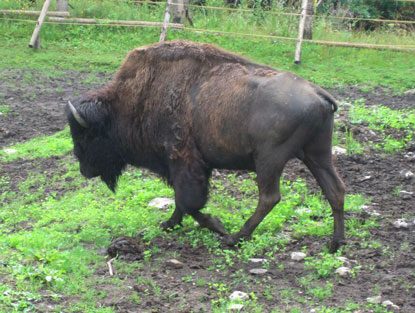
[1,68,414,312]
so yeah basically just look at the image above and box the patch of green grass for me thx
[0,142,376,312]
[0,104,10,117]
[1,6,415,91]
[344,128,364,155]
[304,252,344,278]
[350,99,415,131]
[0,128,73,161]
[349,99,415,153]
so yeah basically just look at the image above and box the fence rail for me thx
[1,16,414,52]
[124,0,415,24]
[1,0,415,54]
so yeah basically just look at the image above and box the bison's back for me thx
[191,70,333,169]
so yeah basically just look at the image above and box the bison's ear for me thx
[67,98,109,130]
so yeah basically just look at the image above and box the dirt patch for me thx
[0,155,77,203]
[329,85,415,110]
[0,68,111,147]
[1,68,415,312]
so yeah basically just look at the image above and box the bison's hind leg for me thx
[303,129,346,253]
[224,149,289,246]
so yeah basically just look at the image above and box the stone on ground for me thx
[229,291,249,301]
[291,252,306,261]
[148,197,174,209]
[166,259,184,269]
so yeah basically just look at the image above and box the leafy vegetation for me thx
[0,128,72,162]
[349,99,415,153]
[1,0,415,91]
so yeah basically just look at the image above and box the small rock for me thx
[248,258,267,263]
[45,276,52,282]
[367,295,382,304]
[359,175,372,182]
[332,146,347,155]
[4,149,17,154]
[291,252,306,261]
[335,266,351,277]
[393,219,409,229]
[369,210,381,217]
[400,170,414,180]
[166,259,183,269]
[404,152,415,161]
[296,208,312,214]
[148,197,174,209]
[382,300,400,310]
[229,291,249,301]
[404,88,415,94]
[336,256,349,263]
[249,268,268,275]
[228,304,244,311]
[400,190,413,200]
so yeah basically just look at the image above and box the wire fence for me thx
[123,0,415,24]
[1,1,415,51]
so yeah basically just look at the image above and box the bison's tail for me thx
[315,86,338,112]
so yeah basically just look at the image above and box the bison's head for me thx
[66,98,126,192]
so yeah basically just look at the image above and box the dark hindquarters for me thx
[224,127,306,246]
[303,118,346,252]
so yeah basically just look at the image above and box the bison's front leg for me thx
[161,207,184,231]
[172,163,228,236]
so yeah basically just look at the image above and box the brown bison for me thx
[67,40,345,252]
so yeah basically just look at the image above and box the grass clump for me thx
[0,128,72,162]
[1,1,415,91]
[349,99,415,153]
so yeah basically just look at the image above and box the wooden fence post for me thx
[172,0,184,24]
[159,0,173,42]
[294,0,308,64]
[171,0,192,25]
[303,0,314,39]
[29,0,52,49]
[56,0,68,12]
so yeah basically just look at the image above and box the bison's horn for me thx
[68,101,89,128]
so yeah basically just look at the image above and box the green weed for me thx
[0,128,72,161]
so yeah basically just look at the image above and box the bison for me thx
[67,40,345,252]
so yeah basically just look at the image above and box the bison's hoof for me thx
[161,220,182,232]
[329,239,346,253]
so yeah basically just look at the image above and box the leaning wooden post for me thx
[294,0,308,64]
[29,0,52,49]
[159,0,173,42]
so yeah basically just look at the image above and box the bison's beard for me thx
[100,164,125,192]
[101,173,119,192]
